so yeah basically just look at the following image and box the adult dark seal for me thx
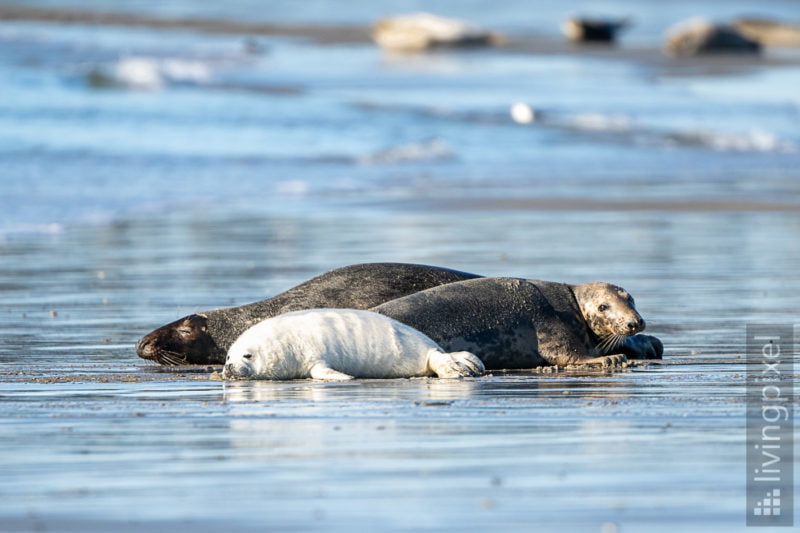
[371,277,663,370]
[561,16,631,43]
[136,263,481,365]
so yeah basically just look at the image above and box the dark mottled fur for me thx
[136,263,481,365]
[372,277,661,370]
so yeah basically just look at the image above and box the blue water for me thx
[0,1,799,531]
[1,0,800,233]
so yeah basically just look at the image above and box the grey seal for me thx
[732,17,800,47]
[664,18,760,57]
[136,262,481,365]
[371,13,503,52]
[372,277,663,369]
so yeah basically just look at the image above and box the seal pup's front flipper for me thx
[309,362,354,381]
[427,350,485,378]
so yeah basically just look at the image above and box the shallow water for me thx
[1,0,799,531]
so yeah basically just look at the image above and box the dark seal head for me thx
[572,282,646,356]
[136,313,224,366]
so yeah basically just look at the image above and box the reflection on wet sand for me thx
[220,368,672,408]
[223,377,483,404]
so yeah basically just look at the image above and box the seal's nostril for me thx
[627,321,638,331]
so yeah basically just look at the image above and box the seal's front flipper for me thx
[310,363,354,381]
[428,350,485,378]
[581,354,627,367]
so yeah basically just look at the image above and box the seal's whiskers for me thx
[597,334,626,355]
[157,350,186,366]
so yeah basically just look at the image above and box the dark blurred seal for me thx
[561,16,631,43]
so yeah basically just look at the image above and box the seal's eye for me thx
[243,354,253,360]
[178,328,192,335]
[598,304,609,312]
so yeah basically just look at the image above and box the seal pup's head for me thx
[222,350,256,380]
[135,314,223,366]
[572,282,645,355]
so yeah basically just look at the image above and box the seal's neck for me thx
[566,284,604,348]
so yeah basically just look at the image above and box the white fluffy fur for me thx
[222,309,484,381]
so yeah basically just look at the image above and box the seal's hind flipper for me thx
[310,363,354,381]
[623,334,663,360]
[428,350,485,378]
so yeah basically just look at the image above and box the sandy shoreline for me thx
[0,4,371,44]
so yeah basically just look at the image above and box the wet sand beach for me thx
[1,359,752,532]
[2,203,798,531]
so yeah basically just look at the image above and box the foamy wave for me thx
[0,222,64,239]
[665,129,798,153]
[545,109,797,154]
[275,180,310,195]
[357,138,454,165]
[565,113,635,132]
[88,57,212,90]
[356,100,798,155]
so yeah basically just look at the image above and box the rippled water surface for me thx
[1,0,799,531]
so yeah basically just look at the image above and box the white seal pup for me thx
[221,309,485,381]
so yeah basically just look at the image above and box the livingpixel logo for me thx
[753,489,781,517]
[746,325,794,527]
